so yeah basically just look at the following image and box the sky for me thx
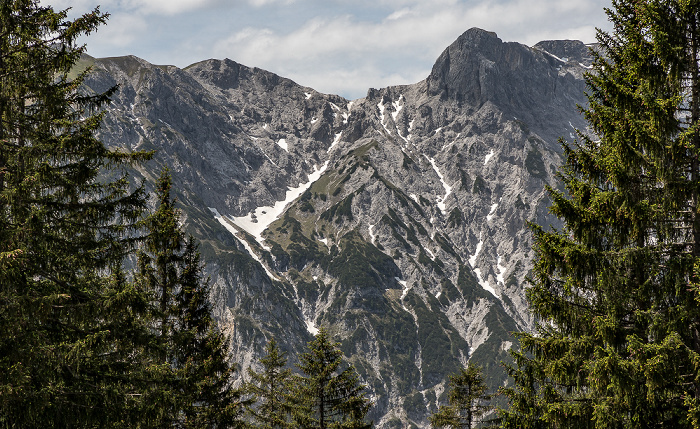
[46,0,613,100]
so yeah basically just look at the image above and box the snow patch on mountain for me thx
[427,157,453,215]
[473,268,498,298]
[328,132,342,153]
[405,119,415,142]
[541,50,568,63]
[397,127,409,145]
[487,203,498,222]
[392,95,403,121]
[469,239,483,267]
[369,224,377,245]
[262,152,278,168]
[397,278,412,312]
[496,255,507,285]
[248,137,278,167]
[305,319,319,335]
[377,99,393,135]
[277,138,288,152]
[208,207,277,281]
[229,161,329,248]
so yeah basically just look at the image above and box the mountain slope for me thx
[84,28,591,427]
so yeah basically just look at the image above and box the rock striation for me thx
[85,28,592,428]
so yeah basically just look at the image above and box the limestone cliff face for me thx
[85,28,591,428]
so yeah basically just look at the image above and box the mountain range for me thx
[82,27,592,428]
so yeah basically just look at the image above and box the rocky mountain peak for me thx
[426,27,589,146]
[87,28,594,428]
[533,39,595,67]
[426,27,503,103]
[185,57,308,97]
[449,27,502,50]
[185,58,244,90]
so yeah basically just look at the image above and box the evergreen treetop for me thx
[292,327,372,429]
[136,169,245,428]
[0,1,152,426]
[429,363,491,429]
[500,0,700,427]
[246,338,294,429]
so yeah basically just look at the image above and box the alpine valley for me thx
[83,28,592,427]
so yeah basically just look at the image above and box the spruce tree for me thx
[134,170,182,426]
[246,338,294,428]
[176,236,245,428]
[136,169,245,428]
[291,327,372,429]
[0,1,153,426]
[429,363,491,429]
[500,0,700,427]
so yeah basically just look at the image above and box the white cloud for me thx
[131,0,214,15]
[47,0,218,16]
[43,0,97,12]
[294,66,427,99]
[210,0,609,97]
[247,0,298,6]
[43,0,612,98]
[215,11,453,69]
[90,13,148,48]
[348,0,459,6]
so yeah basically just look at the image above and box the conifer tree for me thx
[136,169,245,428]
[291,328,373,429]
[500,0,700,427]
[135,170,182,426]
[429,363,491,429]
[246,338,294,428]
[0,1,153,426]
[176,236,245,428]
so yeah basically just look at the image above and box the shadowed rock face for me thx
[86,28,590,428]
[534,39,596,67]
[427,28,589,145]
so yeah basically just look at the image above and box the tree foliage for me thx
[429,363,491,429]
[0,2,246,424]
[136,170,245,428]
[0,0,154,426]
[246,338,294,428]
[291,328,372,429]
[501,0,700,427]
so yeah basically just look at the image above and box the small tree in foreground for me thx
[429,363,492,429]
[291,328,373,429]
[246,338,294,428]
[137,170,245,427]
